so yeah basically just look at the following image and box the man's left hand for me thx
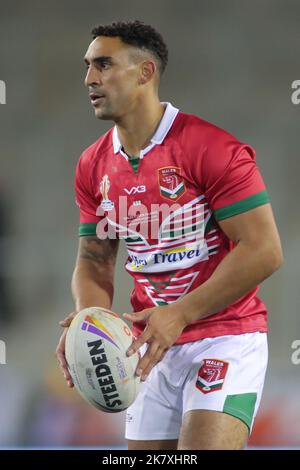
[123,305,187,381]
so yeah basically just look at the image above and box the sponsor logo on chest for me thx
[124,185,146,195]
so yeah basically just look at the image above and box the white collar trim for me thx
[112,102,179,158]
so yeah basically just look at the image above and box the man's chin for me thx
[94,108,113,120]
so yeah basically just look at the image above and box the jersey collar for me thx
[112,102,179,160]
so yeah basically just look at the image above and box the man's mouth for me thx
[89,93,105,105]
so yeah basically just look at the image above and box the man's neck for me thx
[115,96,165,158]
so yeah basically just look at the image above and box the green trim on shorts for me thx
[223,393,257,430]
[79,223,97,237]
[214,191,270,221]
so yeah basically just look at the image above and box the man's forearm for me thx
[176,240,283,325]
[71,261,114,312]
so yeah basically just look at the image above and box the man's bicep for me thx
[217,203,282,247]
[77,237,119,266]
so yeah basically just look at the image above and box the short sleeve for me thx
[75,154,102,236]
[202,142,270,221]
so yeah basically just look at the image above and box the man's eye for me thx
[84,62,111,71]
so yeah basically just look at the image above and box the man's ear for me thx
[139,60,157,85]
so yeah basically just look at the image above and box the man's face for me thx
[84,36,142,121]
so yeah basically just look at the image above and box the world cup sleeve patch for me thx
[196,359,229,394]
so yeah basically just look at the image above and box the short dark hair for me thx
[91,20,168,75]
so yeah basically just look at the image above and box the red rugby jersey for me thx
[75,103,270,343]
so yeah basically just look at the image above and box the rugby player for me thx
[56,21,283,450]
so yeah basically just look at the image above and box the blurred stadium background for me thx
[0,0,299,449]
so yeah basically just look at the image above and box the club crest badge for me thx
[99,174,114,211]
[158,167,186,201]
[196,359,229,394]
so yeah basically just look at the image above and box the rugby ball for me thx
[65,307,140,413]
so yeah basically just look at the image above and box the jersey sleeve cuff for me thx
[214,190,270,221]
[79,223,97,237]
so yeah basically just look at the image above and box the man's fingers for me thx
[59,318,72,327]
[56,348,69,374]
[59,312,76,327]
[123,310,152,324]
[127,329,151,356]
[136,343,166,382]
[57,351,74,387]
[56,349,67,370]
[56,313,76,388]
[135,342,161,380]
[55,329,74,387]
[58,358,71,380]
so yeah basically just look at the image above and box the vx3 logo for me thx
[124,185,146,195]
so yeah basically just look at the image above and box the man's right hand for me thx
[56,311,77,388]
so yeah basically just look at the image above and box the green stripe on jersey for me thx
[143,273,176,293]
[223,393,257,430]
[128,156,140,173]
[214,190,270,221]
[79,223,97,237]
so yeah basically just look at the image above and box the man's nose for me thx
[84,66,102,87]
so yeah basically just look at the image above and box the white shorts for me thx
[125,332,268,441]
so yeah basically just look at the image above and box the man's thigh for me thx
[127,439,178,450]
[182,332,268,436]
[178,409,248,450]
[126,333,267,446]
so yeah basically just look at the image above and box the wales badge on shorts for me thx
[196,359,229,394]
